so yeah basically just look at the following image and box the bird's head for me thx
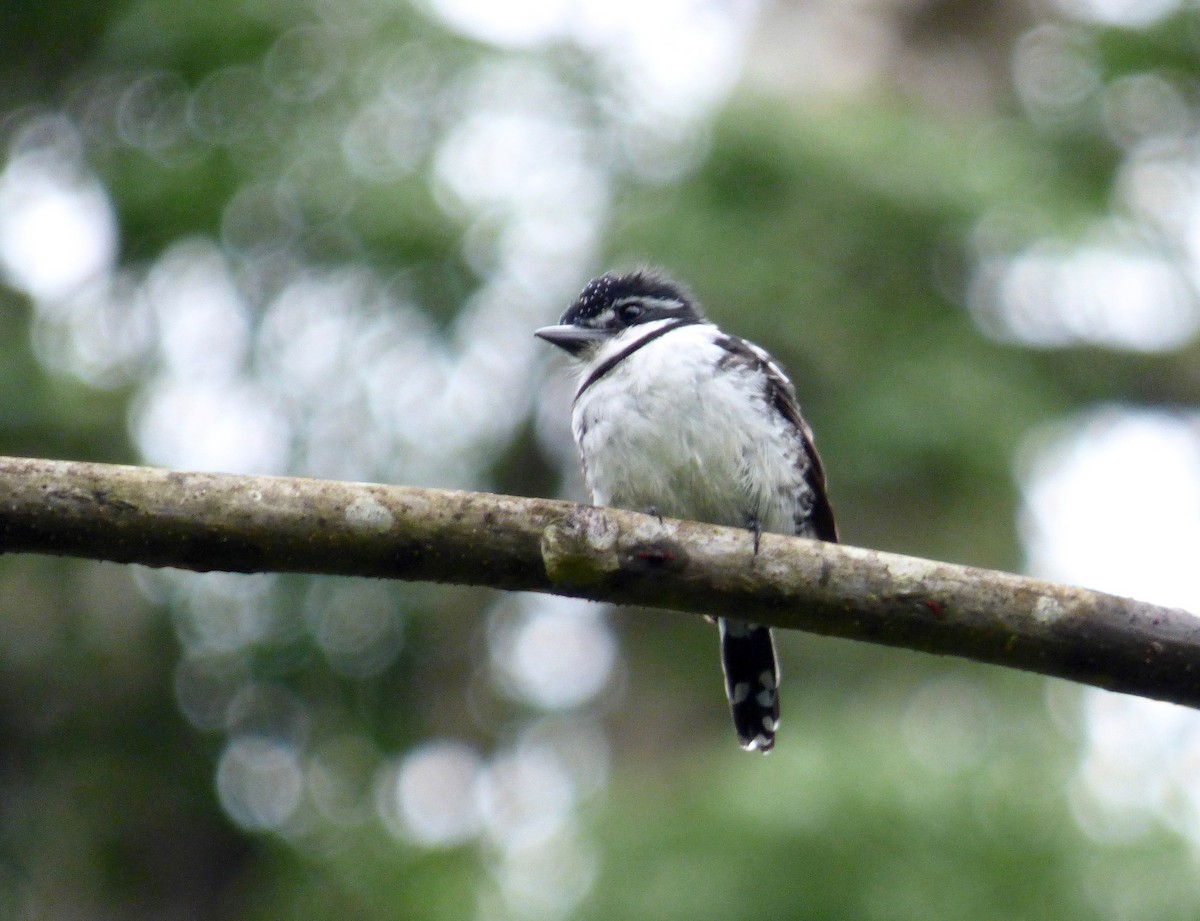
[535,270,703,358]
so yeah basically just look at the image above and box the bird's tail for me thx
[718,618,780,753]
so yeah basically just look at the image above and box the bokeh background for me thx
[2,0,1200,917]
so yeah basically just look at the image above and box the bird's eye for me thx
[617,303,643,323]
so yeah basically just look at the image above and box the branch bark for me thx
[1,455,1197,707]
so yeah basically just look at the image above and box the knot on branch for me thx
[540,506,620,586]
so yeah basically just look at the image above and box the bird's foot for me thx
[745,513,762,555]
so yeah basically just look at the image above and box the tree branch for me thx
[1,455,1197,706]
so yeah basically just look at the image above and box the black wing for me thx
[716,335,839,543]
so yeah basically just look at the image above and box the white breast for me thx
[571,323,812,534]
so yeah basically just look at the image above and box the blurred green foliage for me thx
[2,1,1200,919]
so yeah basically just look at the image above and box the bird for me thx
[535,269,837,752]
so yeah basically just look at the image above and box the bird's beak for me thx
[534,324,608,356]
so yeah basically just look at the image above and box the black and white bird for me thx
[535,270,837,752]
